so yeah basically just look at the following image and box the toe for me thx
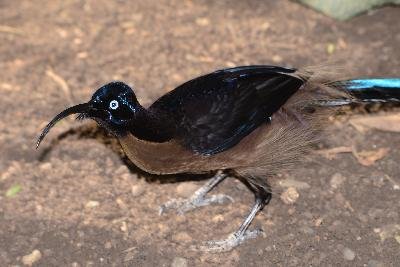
[191,229,264,252]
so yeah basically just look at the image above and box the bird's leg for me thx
[194,184,271,252]
[159,171,233,215]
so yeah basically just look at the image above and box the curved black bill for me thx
[36,103,90,148]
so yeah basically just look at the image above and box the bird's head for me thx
[37,81,140,148]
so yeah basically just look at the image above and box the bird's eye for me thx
[109,100,119,110]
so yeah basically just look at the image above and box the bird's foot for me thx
[192,229,264,253]
[159,194,234,215]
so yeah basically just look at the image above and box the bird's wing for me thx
[150,66,305,155]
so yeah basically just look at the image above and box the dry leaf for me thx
[349,114,400,133]
[352,148,389,166]
[315,146,353,160]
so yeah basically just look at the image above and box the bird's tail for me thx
[316,78,400,106]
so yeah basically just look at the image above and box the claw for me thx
[191,229,265,253]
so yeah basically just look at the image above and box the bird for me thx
[36,65,400,252]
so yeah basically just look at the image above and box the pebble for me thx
[131,184,145,197]
[22,249,42,266]
[280,187,299,204]
[39,162,52,172]
[120,221,128,232]
[330,173,346,189]
[116,198,127,209]
[279,179,310,189]
[171,257,188,267]
[172,232,192,243]
[176,182,198,198]
[367,260,384,267]
[195,17,210,26]
[272,55,283,63]
[85,200,99,208]
[301,226,314,235]
[314,217,323,227]
[104,241,112,249]
[342,247,355,261]
[212,214,224,223]
[121,173,131,181]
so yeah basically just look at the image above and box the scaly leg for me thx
[194,184,271,252]
[159,171,234,215]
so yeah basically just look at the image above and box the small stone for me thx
[314,218,323,227]
[395,235,400,245]
[115,165,129,175]
[301,226,314,235]
[195,18,209,26]
[121,173,131,181]
[368,260,384,267]
[330,173,346,189]
[259,21,270,31]
[157,223,170,237]
[104,241,112,249]
[288,208,296,215]
[279,179,310,189]
[116,198,127,209]
[39,162,52,171]
[280,187,299,204]
[342,247,355,261]
[22,249,42,266]
[85,200,99,208]
[131,184,145,197]
[176,182,198,198]
[120,221,128,232]
[77,52,88,59]
[212,214,224,223]
[171,257,188,267]
[272,55,283,63]
[172,232,192,243]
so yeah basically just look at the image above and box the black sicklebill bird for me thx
[36,65,400,252]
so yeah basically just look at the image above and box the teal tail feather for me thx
[320,78,400,106]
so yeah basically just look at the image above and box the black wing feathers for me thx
[150,66,304,155]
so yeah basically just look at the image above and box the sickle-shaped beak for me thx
[36,103,91,148]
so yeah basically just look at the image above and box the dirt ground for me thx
[1,0,399,266]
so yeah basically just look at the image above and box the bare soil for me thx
[0,1,399,266]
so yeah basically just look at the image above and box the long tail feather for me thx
[340,78,400,103]
[317,78,400,107]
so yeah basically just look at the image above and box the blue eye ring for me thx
[109,100,119,110]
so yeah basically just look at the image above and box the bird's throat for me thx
[125,108,175,143]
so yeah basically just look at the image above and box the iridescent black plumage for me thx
[149,66,303,155]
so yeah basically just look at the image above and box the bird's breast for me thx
[118,134,212,174]
[117,128,262,175]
